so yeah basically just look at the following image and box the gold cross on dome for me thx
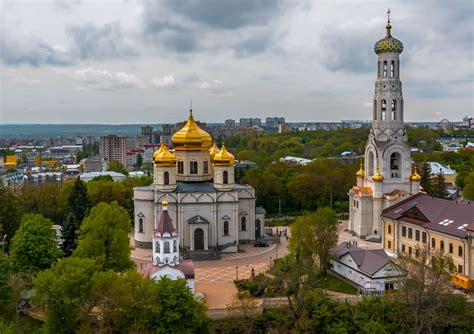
[387,8,391,23]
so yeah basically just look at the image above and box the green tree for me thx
[61,177,90,256]
[90,271,208,333]
[107,160,128,175]
[34,257,101,333]
[151,277,208,333]
[74,202,133,272]
[135,153,143,169]
[462,172,474,200]
[0,255,12,315]
[432,173,448,199]
[10,214,62,275]
[397,245,459,333]
[289,208,338,274]
[419,161,432,195]
[0,182,21,252]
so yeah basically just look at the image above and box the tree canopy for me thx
[74,202,133,272]
[9,214,62,275]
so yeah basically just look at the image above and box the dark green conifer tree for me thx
[432,173,448,199]
[61,177,89,256]
[420,162,433,195]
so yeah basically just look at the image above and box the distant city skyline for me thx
[0,0,473,124]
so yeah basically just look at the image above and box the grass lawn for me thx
[315,274,358,295]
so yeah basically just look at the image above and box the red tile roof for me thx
[155,210,175,235]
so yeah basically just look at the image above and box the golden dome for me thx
[356,162,365,178]
[410,166,421,182]
[161,200,168,207]
[213,144,235,166]
[372,168,384,183]
[171,109,212,151]
[153,144,176,167]
[209,143,219,159]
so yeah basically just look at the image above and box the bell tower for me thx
[365,9,411,188]
[348,10,417,240]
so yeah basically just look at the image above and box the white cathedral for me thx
[134,110,265,255]
[348,13,421,240]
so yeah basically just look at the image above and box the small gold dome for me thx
[209,142,219,159]
[213,144,235,166]
[171,109,212,151]
[153,144,176,167]
[372,168,384,183]
[356,162,365,178]
[410,166,421,182]
[161,200,168,207]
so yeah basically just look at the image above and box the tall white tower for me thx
[348,10,419,240]
[152,200,180,266]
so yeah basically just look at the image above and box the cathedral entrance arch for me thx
[194,228,204,250]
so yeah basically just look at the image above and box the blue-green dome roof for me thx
[374,24,403,54]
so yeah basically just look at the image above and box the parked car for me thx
[254,240,270,247]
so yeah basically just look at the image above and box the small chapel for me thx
[133,109,265,256]
[348,11,421,240]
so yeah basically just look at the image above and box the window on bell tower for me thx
[381,100,387,120]
[390,61,394,77]
[391,100,396,120]
[383,61,387,77]
[164,171,169,185]
[390,152,401,178]
[178,161,184,174]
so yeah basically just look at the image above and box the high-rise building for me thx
[265,117,285,128]
[348,12,420,240]
[239,118,261,127]
[224,119,236,127]
[99,134,126,167]
[141,125,154,144]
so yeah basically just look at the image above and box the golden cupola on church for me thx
[213,144,235,166]
[153,143,176,167]
[172,109,212,151]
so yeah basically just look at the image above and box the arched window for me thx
[139,218,143,233]
[383,61,387,77]
[241,217,247,231]
[390,152,401,178]
[164,171,169,185]
[224,221,229,236]
[178,161,184,174]
[391,100,396,120]
[431,238,436,248]
[388,225,391,234]
[203,161,209,174]
[223,171,228,184]
[449,243,453,254]
[381,100,387,120]
[440,240,445,251]
[458,246,463,257]
[368,151,374,176]
[173,240,177,252]
[163,241,170,254]
[390,61,395,77]
[190,161,198,174]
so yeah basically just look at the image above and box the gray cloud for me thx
[141,0,284,55]
[0,29,74,66]
[161,0,283,30]
[319,24,375,73]
[66,22,139,60]
[234,31,274,58]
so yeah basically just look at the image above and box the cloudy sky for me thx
[0,0,472,124]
